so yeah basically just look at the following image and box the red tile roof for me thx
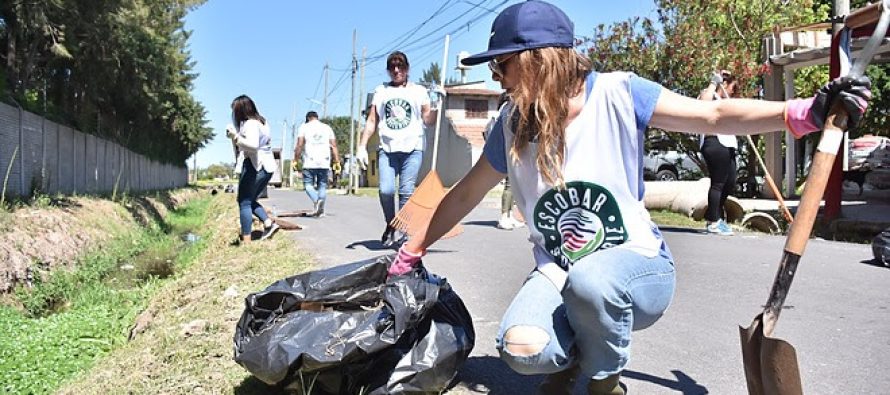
[453,123,487,148]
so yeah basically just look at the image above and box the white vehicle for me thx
[643,134,703,181]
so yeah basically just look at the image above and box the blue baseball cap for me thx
[461,0,574,66]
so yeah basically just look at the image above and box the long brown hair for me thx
[508,47,591,187]
[231,95,266,127]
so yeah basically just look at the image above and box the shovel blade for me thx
[740,317,766,395]
[760,337,803,395]
[739,315,803,395]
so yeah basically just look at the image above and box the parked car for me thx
[643,134,702,181]
[643,148,704,181]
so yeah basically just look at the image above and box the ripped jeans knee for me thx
[497,325,565,375]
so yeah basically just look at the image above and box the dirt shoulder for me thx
[0,189,198,294]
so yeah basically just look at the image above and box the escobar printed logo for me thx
[383,98,412,130]
[534,181,627,269]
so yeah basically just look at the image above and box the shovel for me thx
[739,3,889,393]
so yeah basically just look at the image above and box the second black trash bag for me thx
[233,255,475,394]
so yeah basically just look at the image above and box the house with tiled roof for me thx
[418,81,502,187]
[361,81,504,188]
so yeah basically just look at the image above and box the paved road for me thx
[262,188,889,394]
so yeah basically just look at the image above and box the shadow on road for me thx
[623,369,709,394]
[345,239,396,251]
[657,226,705,235]
[860,258,889,269]
[455,355,539,394]
[463,220,499,228]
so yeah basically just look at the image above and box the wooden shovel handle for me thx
[784,106,846,255]
[761,105,847,336]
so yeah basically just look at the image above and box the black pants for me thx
[701,136,737,222]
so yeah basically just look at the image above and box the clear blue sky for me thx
[185,0,657,168]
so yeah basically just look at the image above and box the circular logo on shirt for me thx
[383,98,413,130]
[533,181,627,269]
[309,131,325,143]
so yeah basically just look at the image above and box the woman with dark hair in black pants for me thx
[699,71,738,235]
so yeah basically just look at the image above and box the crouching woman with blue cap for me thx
[386,1,871,393]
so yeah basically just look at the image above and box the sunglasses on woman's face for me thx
[388,63,407,72]
[488,52,519,77]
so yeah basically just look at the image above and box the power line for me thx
[366,0,505,63]
[326,0,510,115]
[365,0,459,61]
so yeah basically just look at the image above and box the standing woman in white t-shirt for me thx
[382,1,871,393]
[226,95,279,244]
[698,70,739,236]
[356,51,440,247]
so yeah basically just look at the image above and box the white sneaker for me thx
[313,199,326,218]
[260,222,280,240]
[705,220,733,236]
[508,216,525,229]
[497,214,515,230]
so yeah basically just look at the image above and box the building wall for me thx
[0,102,188,198]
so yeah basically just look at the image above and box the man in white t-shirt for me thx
[356,51,441,246]
[295,111,340,217]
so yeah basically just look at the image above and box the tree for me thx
[201,162,233,180]
[0,0,212,165]
[418,62,459,86]
[321,115,355,162]
[582,0,827,173]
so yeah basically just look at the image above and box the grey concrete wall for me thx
[0,102,187,198]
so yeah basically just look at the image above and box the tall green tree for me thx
[0,0,211,165]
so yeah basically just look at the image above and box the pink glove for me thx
[785,75,871,139]
[784,97,819,139]
[388,245,424,277]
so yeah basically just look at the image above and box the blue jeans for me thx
[377,149,422,224]
[496,247,675,380]
[302,168,330,202]
[237,160,272,236]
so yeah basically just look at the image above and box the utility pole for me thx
[347,29,358,194]
[323,62,329,119]
[354,46,366,195]
[281,119,288,187]
[290,103,298,188]
[193,152,197,183]
[359,47,366,119]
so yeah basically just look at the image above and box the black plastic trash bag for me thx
[873,227,890,267]
[233,255,475,394]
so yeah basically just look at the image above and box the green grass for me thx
[649,209,707,230]
[56,194,312,395]
[0,196,213,395]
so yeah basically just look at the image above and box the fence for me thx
[0,102,187,199]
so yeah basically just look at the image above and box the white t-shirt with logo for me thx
[297,120,335,169]
[371,82,430,153]
[483,72,669,289]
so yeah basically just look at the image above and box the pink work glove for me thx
[785,75,871,138]
[388,245,424,277]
